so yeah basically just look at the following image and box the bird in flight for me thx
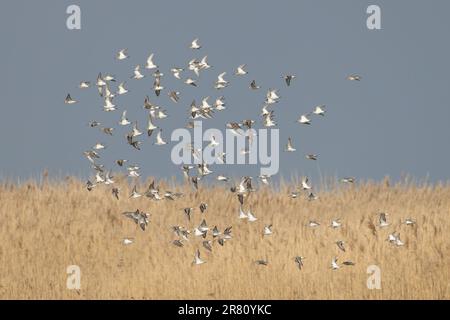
[190,38,201,50]
[122,237,134,245]
[145,53,158,69]
[235,64,248,76]
[347,75,361,81]
[64,94,77,104]
[379,213,389,228]
[79,81,90,89]
[122,209,150,231]
[283,74,296,86]
[336,240,346,252]
[295,256,305,270]
[193,249,205,265]
[285,137,296,152]
[116,48,129,60]
[263,225,273,236]
[298,114,311,125]
[313,105,326,116]
[250,80,260,90]
[132,65,145,80]
[331,257,340,270]
[255,259,268,266]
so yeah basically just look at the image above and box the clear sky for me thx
[1,1,450,183]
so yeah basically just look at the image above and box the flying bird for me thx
[283,74,296,86]
[235,64,248,76]
[192,249,205,265]
[64,94,77,104]
[347,75,361,81]
[250,80,260,90]
[116,48,129,60]
[145,53,158,69]
[190,38,201,50]
[132,65,145,79]
[295,256,305,270]
[285,137,296,152]
[313,105,326,116]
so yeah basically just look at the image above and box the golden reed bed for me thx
[0,176,449,299]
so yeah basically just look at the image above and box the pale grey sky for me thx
[1,1,450,183]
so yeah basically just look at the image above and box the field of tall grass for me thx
[0,176,449,299]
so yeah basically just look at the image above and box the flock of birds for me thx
[65,38,417,270]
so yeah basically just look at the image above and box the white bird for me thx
[122,238,134,245]
[193,249,205,265]
[263,111,276,127]
[190,38,201,50]
[129,185,142,198]
[93,143,105,150]
[103,74,116,82]
[103,97,116,111]
[64,94,77,104]
[263,225,273,236]
[239,206,248,219]
[285,137,296,152]
[308,221,320,228]
[184,78,197,87]
[188,59,201,76]
[301,177,311,190]
[331,257,340,270]
[117,82,128,95]
[298,114,311,125]
[265,89,280,104]
[216,72,228,85]
[128,168,140,178]
[132,121,143,137]
[119,111,130,126]
[132,65,145,79]
[95,172,105,184]
[379,213,389,228]
[313,105,326,116]
[96,73,106,86]
[217,175,229,182]
[199,56,211,69]
[116,48,129,60]
[347,75,361,81]
[209,135,219,147]
[404,218,416,226]
[259,174,270,185]
[79,81,90,89]
[145,53,158,69]
[341,177,355,183]
[331,219,342,229]
[387,232,404,247]
[214,96,226,110]
[387,232,397,243]
[103,83,115,98]
[105,172,114,185]
[247,210,258,222]
[235,64,248,76]
[395,235,405,247]
[171,67,184,79]
[155,129,167,145]
[154,109,168,119]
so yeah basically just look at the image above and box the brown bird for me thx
[112,187,119,200]
[191,176,199,190]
